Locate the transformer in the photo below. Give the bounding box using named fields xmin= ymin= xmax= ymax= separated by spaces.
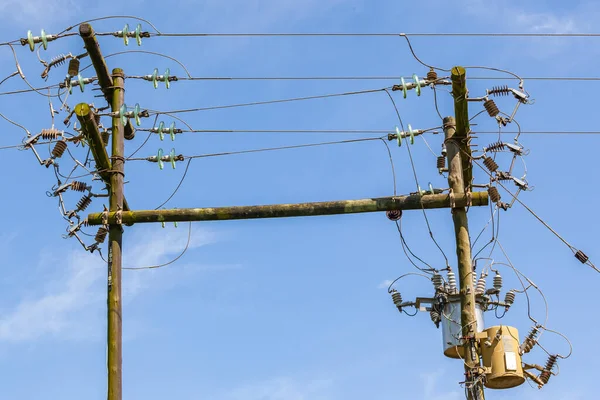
xmin=479 ymin=325 xmax=525 ymax=389
xmin=441 ymin=295 xmax=485 ymax=359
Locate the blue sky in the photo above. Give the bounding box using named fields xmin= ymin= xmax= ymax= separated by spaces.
xmin=0 ymin=1 xmax=598 ymax=399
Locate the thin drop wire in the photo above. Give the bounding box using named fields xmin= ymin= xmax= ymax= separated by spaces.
xmin=396 ymin=220 xmax=436 ymax=274
xmin=384 ymin=89 xmax=450 ymax=267
xmin=401 ymin=35 xmax=451 ymax=72
xmin=123 ymin=222 xmax=192 ymax=270
xmin=379 ymin=139 xmax=397 ymax=196
xmin=432 ymin=86 xmax=444 ymax=121
xmin=496 ymin=242 xmax=549 ymax=327
xmin=6 ymin=44 xmax=61 ymax=98
xmin=57 ymin=15 xmax=162 ymax=36
xmin=469 ymin=151 xmax=598 ymax=272
xmin=154 ymin=159 xmax=192 ymax=210
xmin=126 ymin=114 xmax=159 ymax=159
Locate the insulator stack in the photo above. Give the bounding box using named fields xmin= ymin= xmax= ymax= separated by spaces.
xmin=483 ymin=156 xmax=499 ymax=172
xmin=75 ymin=195 xmax=92 ymax=212
xmin=447 ymin=270 xmax=457 ymax=294
xmin=71 ymin=181 xmax=88 ymax=192
xmin=484 ymin=99 xmax=500 ymax=117
xmin=391 ymin=290 xmax=403 ymax=312
xmin=432 ymin=273 xmax=444 ymax=290
xmin=386 ymin=209 xmax=402 ymax=221
xmin=575 ymin=250 xmax=589 ymax=264
xmin=488 ymin=186 xmax=501 ymax=203
xmin=485 ymin=141 xmax=505 ymax=153
xmin=475 ymin=275 xmax=487 ymax=295
xmin=539 ymin=355 xmax=558 ymax=385
xmin=95 ymin=227 xmax=108 ymax=243
xmin=41 ymin=128 xmax=61 ymax=140
xmin=493 ymin=272 xmax=502 ymax=292
xmin=520 ymin=326 xmax=540 ymax=355
xmin=504 ymin=290 xmax=516 ymax=310
xmin=427 ymin=68 xmax=438 ymax=81
xmin=430 ymin=310 xmax=441 ymax=327
xmin=101 ymin=131 xmax=110 ymax=146
xmin=436 ymin=156 xmax=445 ymax=169
xmin=67 ymin=58 xmax=80 ymax=76
xmin=94 ymin=113 xmax=101 ymax=126
xmin=488 ymin=85 xmax=511 ymax=97
xmin=51 ymin=140 xmax=67 ymax=158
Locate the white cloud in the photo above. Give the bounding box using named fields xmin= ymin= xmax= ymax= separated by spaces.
xmin=378 ymin=279 xmax=393 ymax=289
xmin=224 ymin=377 xmax=334 ymax=400
xmin=0 ymin=225 xmax=220 ymax=342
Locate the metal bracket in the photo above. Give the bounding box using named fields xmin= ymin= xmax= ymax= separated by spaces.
xmin=449 ymin=188 xmax=456 ymax=209
xmin=115 ymin=206 xmax=123 ymax=225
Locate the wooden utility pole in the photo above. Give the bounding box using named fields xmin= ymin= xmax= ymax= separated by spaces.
xmin=107 ymin=68 xmax=125 ymax=400
xmin=446 ymin=66 xmax=485 ymax=400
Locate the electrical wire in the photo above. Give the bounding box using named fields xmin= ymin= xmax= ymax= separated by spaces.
xmin=153 ymin=159 xmax=192 ymax=210
xmin=147 ymin=32 xmax=600 ymax=37
xmin=56 ymin=15 xmax=162 ymax=36
xmin=122 ymin=75 xmax=600 ymax=82
xmin=383 ymin=88 xmax=450 ymax=268
xmin=123 ymin=221 xmax=192 ymax=270
xmin=81 ymin=51 xmax=192 ymax=77
xmin=468 ymin=151 xmax=599 ymax=273
xmin=400 ymin=35 xmax=451 ymax=72
xmin=127 ymin=137 xmax=383 ymax=161
xmin=149 ymin=87 xmax=387 ymax=115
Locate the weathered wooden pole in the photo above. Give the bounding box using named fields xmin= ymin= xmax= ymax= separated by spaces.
xmin=107 ymin=68 xmax=125 ymax=400
xmin=86 ymin=192 xmax=488 ymax=225
xmin=447 ymin=65 xmax=485 ymax=400
xmin=74 ymin=103 xmax=130 ymax=212
xmin=79 ymin=23 xmax=135 ymax=140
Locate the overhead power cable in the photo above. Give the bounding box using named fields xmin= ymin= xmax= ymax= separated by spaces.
xmin=146 ymin=32 xmax=600 ymax=38
xmin=127 ymin=137 xmax=383 ymax=161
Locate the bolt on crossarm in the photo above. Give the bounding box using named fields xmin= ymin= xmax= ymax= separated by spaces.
xmin=446 ymin=65 xmax=485 ymax=400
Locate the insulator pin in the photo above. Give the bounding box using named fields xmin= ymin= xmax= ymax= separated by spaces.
xmin=41 ymin=128 xmax=61 ymax=140
xmin=488 ymin=186 xmax=501 ymax=203
xmin=483 ymin=156 xmax=499 ymax=172
xmin=101 ymin=131 xmax=110 ymax=146
xmin=386 ymin=209 xmax=402 ymax=221
xmin=475 ymin=274 xmax=486 ymax=295
xmin=447 ymin=270 xmax=457 ymax=294
xmin=488 ymin=85 xmax=511 ymax=97
xmin=67 ymin=58 xmax=80 ymax=77
xmin=427 ymin=68 xmax=438 ymax=82
xmin=71 ymin=181 xmax=88 ymax=192
xmin=484 ymin=99 xmax=500 ymax=117
xmin=575 ymin=250 xmax=589 ymax=264
xmin=539 ymin=355 xmax=558 ymax=385
xmin=391 ymin=290 xmax=403 ymax=312
xmin=504 ymin=290 xmax=516 ymax=310
xmin=52 ymin=140 xmax=67 ymax=158
xmin=95 ymin=227 xmax=108 ymax=243
xmin=432 ymin=273 xmax=444 ymax=290
xmin=520 ymin=326 xmax=539 ymax=355
xmin=493 ymin=272 xmax=502 ymax=292
xmin=436 ymin=156 xmax=445 ymax=169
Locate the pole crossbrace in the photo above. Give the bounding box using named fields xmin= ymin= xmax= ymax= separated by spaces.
xmin=86 ymin=192 xmax=488 ymax=225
